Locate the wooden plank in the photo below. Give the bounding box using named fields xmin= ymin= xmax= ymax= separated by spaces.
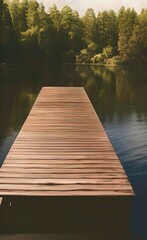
xmin=0 ymin=190 xmax=133 ymax=196
xmin=0 ymin=184 xmax=133 ymax=191
xmin=0 ymin=178 xmax=129 ymax=184
xmin=0 ymin=87 xmax=134 ymax=196
xmin=0 ymin=173 xmax=128 ymax=179
xmin=3 ymin=163 xmax=123 ymax=168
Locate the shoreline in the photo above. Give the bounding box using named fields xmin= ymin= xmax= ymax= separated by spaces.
xmin=0 ymin=61 xmax=146 ymax=68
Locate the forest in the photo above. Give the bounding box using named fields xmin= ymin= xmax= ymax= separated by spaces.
xmin=0 ymin=0 xmax=147 ymax=65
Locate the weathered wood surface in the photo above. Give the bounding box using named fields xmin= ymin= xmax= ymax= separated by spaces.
xmin=0 ymin=87 xmax=134 ymax=196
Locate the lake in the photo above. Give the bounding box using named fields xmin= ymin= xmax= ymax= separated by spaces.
xmin=0 ymin=64 xmax=147 ymax=239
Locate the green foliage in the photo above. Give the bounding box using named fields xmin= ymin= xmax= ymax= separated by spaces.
xmin=87 ymin=42 xmax=98 ymax=54
xmin=103 ymin=46 xmax=112 ymax=58
xmin=128 ymin=9 xmax=147 ymax=63
xmin=91 ymin=53 xmax=106 ymax=64
xmin=9 ymin=0 xmax=20 ymax=31
xmin=9 ymin=0 xmax=27 ymax=32
xmin=0 ymin=1 xmax=146 ymax=64
xmin=107 ymin=55 xmax=122 ymax=65
xmin=0 ymin=0 xmax=14 ymax=43
xmin=76 ymin=42 xmax=99 ymax=63
xmin=61 ymin=6 xmax=84 ymax=49
xmin=0 ymin=0 xmax=15 ymax=62
xmin=21 ymin=26 xmax=39 ymax=43
xmin=20 ymin=0 xmax=29 ymax=31
xmin=118 ymin=7 xmax=137 ymax=62
xmin=76 ymin=49 xmax=91 ymax=63
xmin=96 ymin=10 xmax=118 ymax=52
xmin=48 ymin=4 xmax=61 ymax=33
xmin=82 ymin=8 xmax=97 ymax=45
xmin=26 ymin=0 xmax=39 ymax=28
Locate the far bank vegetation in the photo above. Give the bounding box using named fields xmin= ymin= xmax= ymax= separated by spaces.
xmin=1 ymin=0 xmax=147 ymax=65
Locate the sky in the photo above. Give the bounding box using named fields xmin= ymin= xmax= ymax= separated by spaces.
xmin=37 ymin=0 xmax=147 ymax=15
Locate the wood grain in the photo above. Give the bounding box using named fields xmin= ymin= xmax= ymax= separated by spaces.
xmin=0 ymin=87 xmax=134 ymax=196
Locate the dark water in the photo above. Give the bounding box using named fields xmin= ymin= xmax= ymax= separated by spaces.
xmin=0 ymin=64 xmax=147 ymax=239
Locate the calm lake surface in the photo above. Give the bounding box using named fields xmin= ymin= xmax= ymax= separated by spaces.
xmin=0 ymin=64 xmax=147 ymax=239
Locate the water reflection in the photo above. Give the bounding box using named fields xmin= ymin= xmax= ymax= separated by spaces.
xmin=75 ymin=65 xmax=147 ymax=122
xmin=0 ymin=64 xmax=147 ymax=239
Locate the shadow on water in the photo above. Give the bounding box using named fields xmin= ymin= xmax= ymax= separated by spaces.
xmin=0 ymin=196 xmax=132 ymax=240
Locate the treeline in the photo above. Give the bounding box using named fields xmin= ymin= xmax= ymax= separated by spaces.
xmin=0 ymin=0 xmax=147 ymax=64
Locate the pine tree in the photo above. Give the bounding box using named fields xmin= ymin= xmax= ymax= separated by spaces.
xmin=128 ymin=9 xmax=147 ymax=63
xmin=20 ymin=0 xmax=28 ymax=31
xmin=96 ymin=10 xmax=118 ymax=52
xmin=82 ymin=8 xmax=97 ymax=45
xmin=60 ymin=6 xmax=84 ymax=52
xmin=26 ymin=0 xmax=39 ymax=28
xmin=118 ymin=7 xmax=137 ymax=62
xmin=0 ymin=0 xmax=15 ymax=62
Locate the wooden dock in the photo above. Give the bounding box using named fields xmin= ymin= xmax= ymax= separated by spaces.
xmin=0 ymin=87 xmax=134 ymax=196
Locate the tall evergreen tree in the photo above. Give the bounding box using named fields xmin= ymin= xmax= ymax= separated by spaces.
xmin=0 ymin=0 xmax=15 ymax=62
xmin=96 ymin=10 xmax=118 ymax=52
xmin=26 ymin=0 xmax=39 ymax=28
xmin=82 ymin=8 xmax=97 ymax=45
xmin=37 ymin=3 xmax=55 ymax=61
xmin=118 ymin=7 xmax=137 ymax=62
xmin=38 ymin=3 xmax=48 ymax=28
xmin=9 ymin=0 xmax=21 ymax=32
xmin=48 ymin=4 xmax=61 ymax=35
xmin=9 ymin=0 xmax=28 ymax=32
xmin=128 ymin=9 xmax=147 ymax=63
xmin=60 ymin=6 xmax=84 ymax=53
xmin=48 ymin=5 xmax=63 ymax=62
xmin=20 ymin=0 xmax=28 ymax=31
